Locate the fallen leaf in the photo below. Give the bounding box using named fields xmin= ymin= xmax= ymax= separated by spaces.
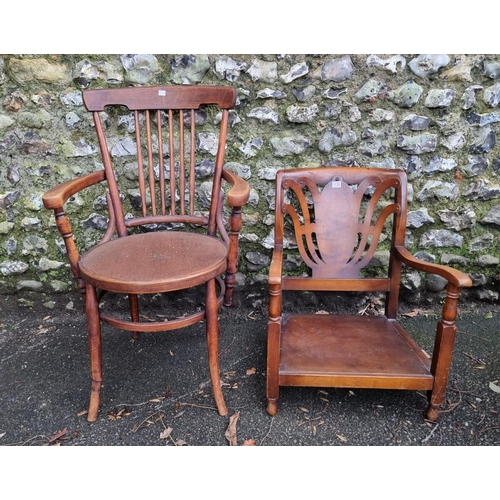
xmin=160 ymin=427 xmax=173 ymax=440
xmin=484 ymin=312 xmax=493 ymax=319
xmin=0 ymin=432 xmax=6 ymax=439
xmin=403 ymin=309 xmax=420 ymax=318
xmin=315 ymin=310 xmax=329 ymax=315
xmin=489 ymin=382 xmax=500 ymax=393
xmin=175 ymin=439 xmax=186 ymax=446
xmin=242 ymin=439 xmax=256 ymax=446
xmin=246 ymin=367 xmax=256 ymax=376
xmin=169 ymin=350 xmax=174 ymax=356
xmin=77 ymin=410 xmax=88 ymax=417
xmin=174 ymin=411 xmax=185 ymax=418
xmin=48 ymin=429 xmax=68 ymax=444
xmin=149 ymin=398 xmax=163 ymax=403
xmin=298 ymin=406 xmax=309 ymax=412
xmin=225 ymin=412 xmax=240 ymax=446
xmin=336 ymin=433 xmax=348 ymax=442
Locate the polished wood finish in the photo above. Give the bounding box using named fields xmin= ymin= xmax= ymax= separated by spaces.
xmin=43 ymin=85 xmax=249 ymax=421
xmin=266 ymin=167 xmax=472 ymax=421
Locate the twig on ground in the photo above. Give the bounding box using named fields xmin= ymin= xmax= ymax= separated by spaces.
xmin=260 ymin=416 xmax=274 ymax=446
xmin=461 ymin=351 xmax=486 ymax=365
xmin=422 ymin=423 xmax=439 ymax=444
xmin=178 ymin=402 xmax=218 ymax=411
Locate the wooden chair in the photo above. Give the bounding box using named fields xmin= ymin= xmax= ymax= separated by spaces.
xmin=266 ymin=166 xmax=472 ymax=421
xmin=42 ymin=85 xmax=249 ymax=421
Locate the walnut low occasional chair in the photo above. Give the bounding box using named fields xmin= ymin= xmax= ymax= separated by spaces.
xmin=43 ymin=85 xmax=249 ymax=421
xmin=266 ymin=166 xmax=472 ymax=421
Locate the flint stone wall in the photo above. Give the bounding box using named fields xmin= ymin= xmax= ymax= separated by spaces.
xmin=1 ymin=54 xmax=500 ymax=303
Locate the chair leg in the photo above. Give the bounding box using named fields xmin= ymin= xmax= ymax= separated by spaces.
xmin=85 ymin=284 xmax=103 ymax=422
xmin=206 ymin=278 xmax=228 ymax=416
xmin=266 ymin=323 xmax=281 ymax=416
xmin=129 ymin=294 xmax=140 ymax=340
xmin=266 ymin=290 xmax=282 ymax=415
xmin=426 ymin=321 xmax=457 ymax=421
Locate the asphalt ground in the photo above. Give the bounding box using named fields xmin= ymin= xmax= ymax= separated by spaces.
xmin=1 ymin=287 xmax=498 ymax=494
xmin=1 ymin=286 xmax=499 ymax=445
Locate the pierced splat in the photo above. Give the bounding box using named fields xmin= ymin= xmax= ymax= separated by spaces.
xmin=282 ymin=174 xmax=400 ymax=278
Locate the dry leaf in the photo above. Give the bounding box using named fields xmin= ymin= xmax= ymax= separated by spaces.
xmin=489 ymin=382 xmax=500 ymax=393
xmin=246 ymin=367 xmax=256 ymax=376
xmin=225 ymin=412 xmax=240 ymax=446
xmin=48 ymin=429 xmax=68 ymax=444
xmin=0 ymin=432 xmax=6 ymax=439
xmin=77 ymin=410 xmax=88 ymax=417
xmin=175 ymin=439 xmax=187 ymax=446
xmin=298 ymin=406 xmax=309 ymax=412
xmin=242 ymin=439 xmax=256 ymax=446
xmin=160 ymin=427 xmax=173 ymax=440
xmin=336 ymin=433 xmax=348 ymax=442
xmin=315 ymin=310 xmax=329 ymax=315
xmin=403 ymin=309 xmax=420 ymax=318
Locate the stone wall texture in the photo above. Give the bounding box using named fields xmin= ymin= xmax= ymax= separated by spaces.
xmin=1 ymin=54 xmax=500 ymax=302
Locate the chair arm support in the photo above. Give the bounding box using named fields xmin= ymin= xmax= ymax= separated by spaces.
xmin=395 ymin=246 xmax=472 ymax=288
xmin=42 ymin=170 xmax=106 ymax=210
xmin=222 ymin=169 xmax=250 ymax=207
xmin=269 ymin=246 xmax=284 ymax=287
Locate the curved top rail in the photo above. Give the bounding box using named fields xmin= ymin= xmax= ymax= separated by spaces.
xmin=83 ymin=85 xmax=237 ymax=112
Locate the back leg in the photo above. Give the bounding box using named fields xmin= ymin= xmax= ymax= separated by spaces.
xmin=85 ymin=284 xmax=103 ymax=422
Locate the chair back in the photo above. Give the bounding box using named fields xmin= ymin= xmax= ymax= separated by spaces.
xmin=82 ymin=85 xmax=236 ymax=239
xmin=274 ymin=167 xmax=408 ymax=307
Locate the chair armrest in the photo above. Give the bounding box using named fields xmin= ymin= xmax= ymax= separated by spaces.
xmin=394 ymin=246 xmax=472 ymax=288
xmin=222 ymin=169 xmax=250 ymax=207
xmin=269 ymin=245 xmax=284 ymax=287
xmin=42 ymin=170 xmax=106 ymax=210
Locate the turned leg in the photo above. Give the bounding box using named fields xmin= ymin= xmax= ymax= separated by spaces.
xmin=85 ymin=284 xmax=103 ymax=422
xmin=266 ymin=285 xmax=282 ymax=416
xmin=206 ymin=278 xmax=228 ymax=416
xmin=426 ymin=284 xmax=460 ymax=421
xmin=129 ymin=294 xmax=140 ymax=340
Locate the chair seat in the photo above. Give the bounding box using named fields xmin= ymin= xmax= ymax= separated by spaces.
xmin=278 ymin=314 xmax=433 ymax=390
xmin=79 ymin=231 xmax=228 ymax=294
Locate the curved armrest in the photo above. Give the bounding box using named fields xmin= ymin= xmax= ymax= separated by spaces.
xmin=222 ymin=169 xmax=250 ymax=207
xmin=42 ymin=170 xmax=106 ymax=210
xmin=395 ymin=246 xmax=472 ymax=288
xmin=269 ymin=245 xmax=284 ymax=287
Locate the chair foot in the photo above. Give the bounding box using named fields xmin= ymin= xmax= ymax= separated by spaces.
xmin=87 ymin=380 xmax=102 ymax=422
xmin=216 ymin=398 xmax=228 ymax=417
xmin=426 ymin=403 xmax=440 ymax=422
xmin=267 ymin=398 xmax=278 ymax=416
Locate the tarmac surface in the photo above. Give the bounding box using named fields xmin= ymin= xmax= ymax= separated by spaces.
xmin=1 ymin=287 xmax=499 ymax=447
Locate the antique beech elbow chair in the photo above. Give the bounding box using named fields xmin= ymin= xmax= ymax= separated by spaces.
xmin=42 ymin=85 xmax=249 ymax=421
xmin=266 ymin=166 xmax=472 ymax=421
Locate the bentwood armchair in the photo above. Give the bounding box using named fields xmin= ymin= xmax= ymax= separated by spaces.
xmin=43 ymin=85 xmax=249 ymax=421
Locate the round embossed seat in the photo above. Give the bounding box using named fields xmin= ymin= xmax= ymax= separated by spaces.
xmin=79 ymin=231 xmax=228 ymax=294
